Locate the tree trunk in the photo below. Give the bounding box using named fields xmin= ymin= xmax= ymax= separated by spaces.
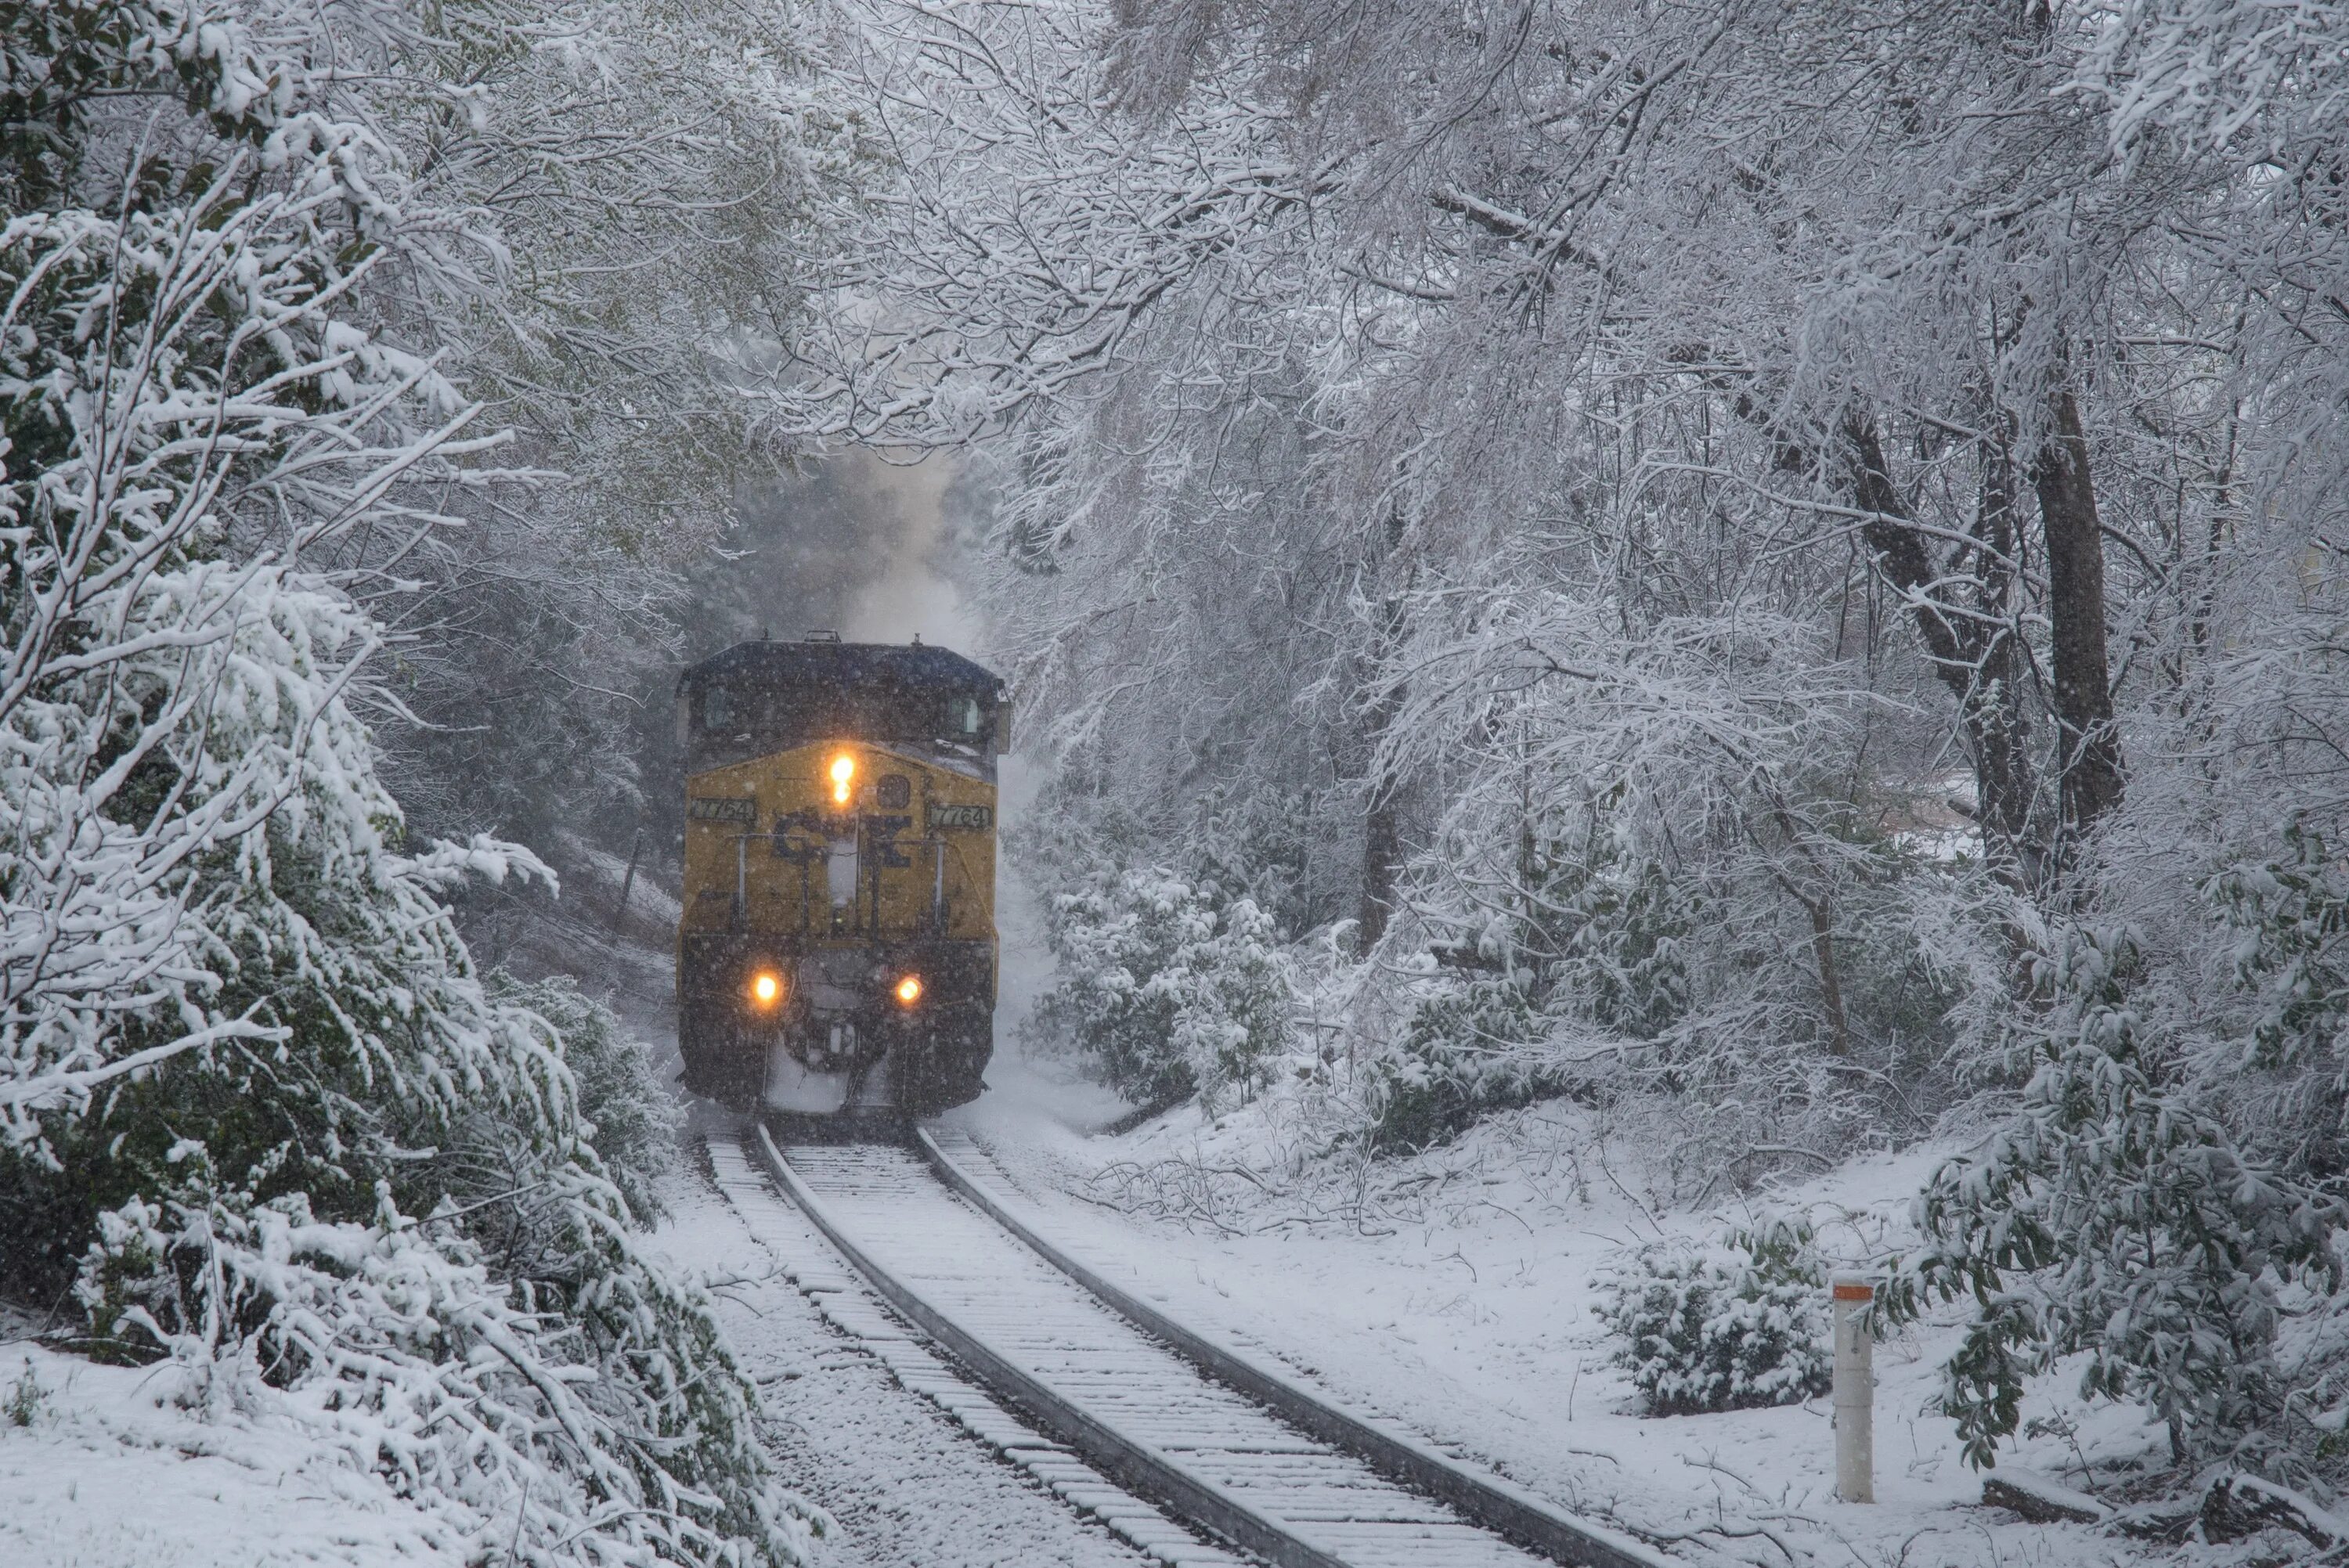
xmin=1359 ymin=777 xmax=1402 ymax=949
xmin=1766 ymin=801 xmax=1853 ymax=1056
xmin=2030 ymin=383 xmax=2125 ymax=834
xmin=1356 ymin=500 xmax=1412 ymax=950
xmin=1967 ymin=427 xmax=2040 ymax=873
xmin=1804 ymin=893 xmax=1852 ymax=1057
xmin=1845 ymin=417 xmax=2038 ymax=868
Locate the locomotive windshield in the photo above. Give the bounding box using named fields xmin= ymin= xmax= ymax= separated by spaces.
xmin=680 ymin=637 xmax=1006 ymax=772
xmin=694 ymin=678 xmax=995 ymax=744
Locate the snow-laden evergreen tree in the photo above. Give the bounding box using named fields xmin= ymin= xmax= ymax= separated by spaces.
xmin=0 ymin=4 xmax=812 ymax=1561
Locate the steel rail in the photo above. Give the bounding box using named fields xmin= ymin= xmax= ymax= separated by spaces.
xmin=750 ymin=1123 xmax=1351 ymax=1568
xmin=915 ymin=1126 xmax=1669 ymax=1568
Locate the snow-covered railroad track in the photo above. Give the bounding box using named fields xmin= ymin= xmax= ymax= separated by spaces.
xmin=745 ymin=1122 xmax=1669 ymax=1568
xmin=709 ymin=1134 xmax=1233 ymax=1568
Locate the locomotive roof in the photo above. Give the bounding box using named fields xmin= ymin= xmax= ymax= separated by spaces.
xmin=680 ymin=637 xmax=1002 ymax=692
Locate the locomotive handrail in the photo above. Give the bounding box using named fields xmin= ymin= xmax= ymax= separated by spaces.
xmin=915 ymin=1126 xmax=1672 ymax=1568
xmin=751 ymin=1123 xmax=1351 ymax=1568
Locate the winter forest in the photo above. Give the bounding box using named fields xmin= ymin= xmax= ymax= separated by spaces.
xmin=5 ymin=0 xmax=2349 ymax=1564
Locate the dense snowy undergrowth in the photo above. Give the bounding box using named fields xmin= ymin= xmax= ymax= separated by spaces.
xmin=952 ymin=1073 xmax=2343 ymax=1568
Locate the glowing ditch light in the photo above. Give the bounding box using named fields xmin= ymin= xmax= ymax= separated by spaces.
xmin=828 ymin=752 xmax=856 ymax=806
xmin=749 ymin=970 xmax=783 ymax=1007
xmin=894 ymin=974 xmax=923 ymax=1007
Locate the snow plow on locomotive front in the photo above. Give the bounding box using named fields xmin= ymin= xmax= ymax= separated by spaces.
xmin=674 ymin=633 xmax=1008 ymax=1116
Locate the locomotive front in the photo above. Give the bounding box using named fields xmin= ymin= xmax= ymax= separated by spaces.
xmin=673 ymin=634 xmax=1006 ymax=1115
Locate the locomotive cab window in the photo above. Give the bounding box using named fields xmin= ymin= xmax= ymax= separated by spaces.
xmin=703 ymin=685 xmax=737 ymax=730
xmin=945 ymin=694 xmax=983 ymax=739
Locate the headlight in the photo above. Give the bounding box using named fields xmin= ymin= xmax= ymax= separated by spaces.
xmin=893 ymin=974 xmax=923 ymax=1006
xmin=829 ymin=752 xmax=856 ymax=806
xmin=749 ymin=969 xmax=784 ymax=1007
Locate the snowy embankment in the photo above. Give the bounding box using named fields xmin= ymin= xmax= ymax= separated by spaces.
xmin=945 ymin=1082 xmax=2190 ymax=1568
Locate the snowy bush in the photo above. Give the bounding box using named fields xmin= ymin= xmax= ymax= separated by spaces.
xmin=1190 ymin=784 xmax=1351 ymax=942
xmin=4 ymin=1360 xmax=41 ymax=1427
xmin=1891 ymin=921 xmax=2342 ymax=1471
xmin=1373 ymin=969 xmax=1571 ymax=1152
xmin=489 ymin=972 xmax=684 ymax=1224
xmin=1549 ymin=833 xmax=1695 ymax=1045
xmin=1373 ymin=824 xmax=1693 ymax=1150
xmin=1595 ymin=1219 xmax=1834 ymax=1416
xmin=77 ymin=1161 xmax=799 ymax=1566
xmin=1030 ymin=868 xmax=1294 ymax=1109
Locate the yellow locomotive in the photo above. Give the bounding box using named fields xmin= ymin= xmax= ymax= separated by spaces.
xmin=674 ymin=633 xmax=1006 ymax=1115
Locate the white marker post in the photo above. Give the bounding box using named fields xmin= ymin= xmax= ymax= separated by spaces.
xmin=1831 ymin=1277 xmax=1875 ymax=1503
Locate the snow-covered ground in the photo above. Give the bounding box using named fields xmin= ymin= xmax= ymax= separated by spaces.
xmin=0 ymin=878 xmax=2286 ymax=1568
xmin=0 ymin=1342 xmax=468 ymax=1567
xmin=939 ymin=1079 xmax=2188 ymax=1568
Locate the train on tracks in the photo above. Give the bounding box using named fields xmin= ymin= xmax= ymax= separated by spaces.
xmin=674 ymin=632 xmax=1007 ymax=1116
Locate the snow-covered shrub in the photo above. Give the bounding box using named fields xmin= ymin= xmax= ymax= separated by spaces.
xmin=2212 ymin=817 xmax=2349 ymax=1133
xmin=4 ymin=1359 xmax=40 ymax=1427
xmin=1029 ymin=868 xmax=1294 ymax=1108
xmin=1549 ymin=833 xmax=1694 ymax=1044
xmin=1373 ymin=825 xmax=1693 ymax=1150
xmin=489 ymin=972 xmax=683 ymax=1223
xmin=76 ymin=1162 xmax=801 ymax=1566
xmin=1190 ymin=784 xmax=1350 ymax=941
xmin=1372 ymin=968 xmax=1570 ymax=1152
xmin=1595 ymin=1218 xmax=1833 ymax=1416
xmin=1890 ymin=922 xmax=2340 ymax=1470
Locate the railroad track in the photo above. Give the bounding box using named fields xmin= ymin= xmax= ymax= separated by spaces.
xmin=713 ymin=1119 xmax=1670 ymax=1568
